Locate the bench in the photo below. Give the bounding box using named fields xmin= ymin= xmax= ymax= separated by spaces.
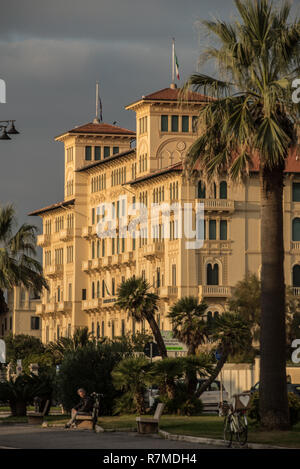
xmin=136 ymin=403 xmax=164 ymax=434
xmin=27 ymin=399 xmax=50 ymax=425
xmin=74 ymin=393 xmax=100 ymax=430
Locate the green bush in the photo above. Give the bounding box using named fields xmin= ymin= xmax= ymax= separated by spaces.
xmin=153 ymin=382 xmax=203 ymax=416
xmin=57 ymin=341 xmax=131 ymax=415
xmin=248 ymin=391 xmax=300 ymax=426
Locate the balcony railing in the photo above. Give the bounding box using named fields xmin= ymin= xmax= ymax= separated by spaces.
xmin=82 ymin=298 xmax=102 ymax=311
xmin=158 ymin=286 xmax=178 ymax=299
xmin=82 ymin=260 xmax=92 ymax=272
xmin=45 ymin=302 xmax=57 ymax=313
xmin=44 ymin=264 xmax=63 ymax=278
xmin=293 ymin=287 xmax=300 ymax=296
xmin=57 ymin=301 xmax=72 ymax=312
xmin=82 ymin=226 xmax=93 ymax=238
xmin=36 ymin=304 xmax=45 ymax=315
xmin=199 ymin=285 xmax=231 ymax=298
xmin=197 ymin=199 xmax=235 ymax=212
xmin=91 ymin=258 xmax=102 ymax=271
xmin=291 ymin=242 xmax=300 ymax=251
xmin=37 ymin=234 xmax=51 ymax=247
xmin=143 ymin=242 xmax=164 ymax=259
xmin=59 ymin=228 xmax=73 ymax=242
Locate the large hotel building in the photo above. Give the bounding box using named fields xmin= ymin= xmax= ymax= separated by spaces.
xmin=29 ymin=84 xmax=300 ymax=344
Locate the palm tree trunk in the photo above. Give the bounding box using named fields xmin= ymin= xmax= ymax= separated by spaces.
xmin=0 ymin=289 xmax=8 ymax=315
xmin=259 ymin=164 xmax=290 ymax=430
xmin=195 ymin=352 xmax=228 ymax=397
xmin=145 ymin=313 xmax=168 ymax=358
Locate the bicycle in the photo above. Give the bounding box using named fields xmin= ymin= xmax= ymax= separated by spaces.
xmin=219 ymin=396 xmax=249 ymax=448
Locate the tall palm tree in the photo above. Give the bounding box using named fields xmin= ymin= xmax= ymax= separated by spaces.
xmin=196 ymin=313 xmax=252 ymax=397
xmin=0 ymin=205 xmax=48 ymax=312
xmin=184 ymin=0 xmax=300 ymax=429
xmin=116 ymin=277 xmax=168 ymax=358
xmin=168 ymin=296 xmax=209 ymax=355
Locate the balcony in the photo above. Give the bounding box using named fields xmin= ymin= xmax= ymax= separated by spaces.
xmin=45 ymin=302 xmax=57 ymax=313
xmin=111 ymin=254 xmax=122 ymax=268
xmin=197 ymin=199 xmax=235 ymax=213
xmin=199 ymin=285 xmax=231 ymax=298
xmin=57 ymin=301 xmax=72 ymax=312
xmin=91 ymin=258 xmax=102 ymax=271
xmin=291 ymin=242 xmax=300 ymax=251
xmin=293 ymin=287 xmax=300 ymax=296
xmin=102 ymin=296 xmax=117 ymax=308
xmin=37 ymin=234 xmax=51 ymax=247
xmin=82 ymin=298 xmax=102 ymax=311
xmin=143 ymin=242 xmax=165 ymax=260
xmin=59 ymin=228 xmax=73 ymax=242
xmin=122 ymin=251 xmax=135 ymax=266
xmin=44 ymin=264 xmax=63 ymax=278
xmin=158 ymin=286 xmax=178 ymax=300
xmin=82 ymin=226 xmax=93 ymax=239
xmin=102 ymin=256 xmax=112 ymax=270
xmin=36 ymin=304 xmax=45 ymax=315
xmin=82 ymin=260 xmax=92 ymax=272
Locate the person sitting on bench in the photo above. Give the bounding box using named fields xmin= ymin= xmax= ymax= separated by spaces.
xmin=65 ymin=388 xmax=94 ymax=428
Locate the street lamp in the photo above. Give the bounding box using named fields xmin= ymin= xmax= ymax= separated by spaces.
xmin=0 ymin=120 xmax=20 ymax=140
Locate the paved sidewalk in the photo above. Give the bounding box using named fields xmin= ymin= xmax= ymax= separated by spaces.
xmin=0 ymin=425 xmax=225 ymax=449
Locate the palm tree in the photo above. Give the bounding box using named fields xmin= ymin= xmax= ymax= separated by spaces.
xmin=0 ymin=205 xmax=48 ymax=313
xmin=184 ymin=0 xmax=300 ymax=429
xmin=150 ymin=357 xmax=184 ymax=399
xmin=116 ymin=277 xmax=168 ymax=358
xmin=168 ymin=296 xmax=209 ymax=355
xmin=196 ymin=313 xmax=252 ymax=397
xmin=112 ymin=356 xmax=151 ymax=414
xmin=45 ymin=326 xmax=93 ymax=363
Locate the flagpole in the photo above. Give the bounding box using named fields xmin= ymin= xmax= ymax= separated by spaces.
xmin=172 ymin=38 xmax=175 ymax=84
xmin=94 ymin=82 xmax=100 ymax=123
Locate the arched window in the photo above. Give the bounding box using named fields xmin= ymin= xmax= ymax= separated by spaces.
xmin=213 ymin=182 xmax=217 ymax=199
xmin=292 ymin=218 xmax=300 ymax=241
xmin=92 ymin=282 xmax=95 ymax=299
xmin=97 ymin=322 xmax=100 ymax=339
xmin=97 ymin=281 xmax=100 ymax=298
xmin=207 ymin=263 xmax=219 ymax=285
xmin=207 ymin=311 xmax=213 ymax=327
xmin=220 ymin=181 xmax=227 ymax=199
xmin=198 ymin=181 xmax=206 ymax=199
xmin=293 ymin=265 xmax=300 ymax=287
xmin=214 ymin=311 xmax=220 ymax=320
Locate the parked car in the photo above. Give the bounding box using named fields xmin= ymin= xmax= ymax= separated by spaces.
xmin=249 ymin=382 xmax=300 ymax=398
xmin=196 ymin=379 xmax=229 ymax=412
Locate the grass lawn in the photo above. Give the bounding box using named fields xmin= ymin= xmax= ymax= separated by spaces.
xmin=98 ymin=414 xmax=300 ymax=448
xmin=1 ymin=412 xmax=299 ymax=448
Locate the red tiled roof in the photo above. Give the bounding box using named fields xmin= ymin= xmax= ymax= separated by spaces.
xmin=142 ymin=87 xmax=209 ymax=102
xmin=28 ymin=199 xmax=75 ymax=216
xmin=57 ymin=122 xmax=135 ymax=137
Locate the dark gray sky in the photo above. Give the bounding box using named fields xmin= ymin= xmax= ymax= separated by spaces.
xmin=0 ymin=0 xmax=299 ymax=233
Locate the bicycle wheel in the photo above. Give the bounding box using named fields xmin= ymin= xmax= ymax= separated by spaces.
xmin=236 ymin=413 xmax=248 ymax=446
xmin=223 ymin=415 xmax=233 ymax=448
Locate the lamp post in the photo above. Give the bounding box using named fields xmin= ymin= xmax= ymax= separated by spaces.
xmin=0 ymin=120 xmax=20 ymax=140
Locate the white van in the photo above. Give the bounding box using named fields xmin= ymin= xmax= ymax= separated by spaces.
xmin=197 ymin=379 xmax=229 ymax=412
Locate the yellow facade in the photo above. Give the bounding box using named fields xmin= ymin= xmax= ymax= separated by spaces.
xmin=29 ymin=84 xmax=300 ymax=344
xmin=0 ymin=287 xmax=41 ymax=338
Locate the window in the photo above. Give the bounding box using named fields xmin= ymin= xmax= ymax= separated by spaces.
xmin=293 ymin=218 xmax=300 ymax=241
xmin=121 ymin=319 xmax=125 ymax=337
xmin=101 ymin=321 xmax=105 ymax=337
xmin=82 ymin=289 xmax=87 ymax=300
xmin=198 ymin=181 xmax=206 ymax=199
xmin=92 ymin=208 xmax=95 ymax=225
xmin=113 ymin=146 xmax=119 ymax=155
xmin=31 ymin=316 xmax=40 ymax=330
xmin=209 ymin=220 xmax=217 ymax=240
xmin=68 ymin=283 xmax=72 ymax=301
xmin=85 ymin=146 xmax=92 ymax=161
xmin=172 ymin=264 xmax=177 ymax=286
xmin=207 ymin=263 xmax=219 ymax=285
xmin=161 ymin=115 xmax=168 ymax=132
xmin=111 ymin=320 xmax=115 ymax=339
xmin=293 ymin=265 xmax=300 ymax=286
xmin=104 ymin=146 xmax=110 ymax=158
xmin=220 ymin=181 xmax=227 ymax=199
xmin=220 ymin=220 xmax=227 ymax=240
xmin=97 ymin=322 xmax=100 ymax=339
xmin=95 ymin=146 xmax=101 ymax=161
xmin=182 ymin=115 xmax=189 ymax=132
xmin=293 ymin=183 xmax=300 ymax=202
xmin=67 ymin=324 xmax=71 ymax=338
xmin=112 ymin=278 xmax=115 ymax=296
xmin=171 ymin=115 xmax=178 ymax=132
